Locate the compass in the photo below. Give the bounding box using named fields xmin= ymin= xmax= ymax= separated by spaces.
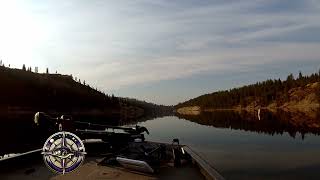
xmin=42 ymin=131 xmax=86 ymax=174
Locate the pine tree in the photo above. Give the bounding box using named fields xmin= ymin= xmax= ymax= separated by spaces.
xmin=298 ymin=71 xmax=303 ymax=80
xmin=298 ymin=71 xmax=304 ymax=86
xmin=286 ymin=73 xmax=294 ymax=89
xmin=46 ymin=68 xmax=49 ymax=74
xmin=22 ymin=64 xmax=26 ymax=71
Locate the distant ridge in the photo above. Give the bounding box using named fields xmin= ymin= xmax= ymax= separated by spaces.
xmin=176 ymin=70 xmax=320 ymax=114
xmin=0 ymin=65 xmax=171 ymax=121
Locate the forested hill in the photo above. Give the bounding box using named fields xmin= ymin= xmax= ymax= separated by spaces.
xmin=176 ymin=70 xmax=320 ymax=111
xmin=0 ymin=65 xmax=171 ymax=120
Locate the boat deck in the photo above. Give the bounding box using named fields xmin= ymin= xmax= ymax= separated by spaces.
xmin=53 ymin=157 xmax=204 ymax=180
xmin=0 ymin=141 xmax=224 ymax=180
xmin=0 ymin=155 xmax=204 ymax=180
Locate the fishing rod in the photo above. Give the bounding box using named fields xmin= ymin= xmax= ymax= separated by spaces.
xmin=33 ymin=112 xmax=149 ymax=143
xmin=34 ymin=112 xmax=148 ymax=132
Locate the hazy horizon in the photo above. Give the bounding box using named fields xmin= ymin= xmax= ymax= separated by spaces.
xmin=1 ymin=0 xmax=320 ymax=105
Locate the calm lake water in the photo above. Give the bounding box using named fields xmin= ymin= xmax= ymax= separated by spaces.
xmin=136 ymin=112 xmax=320 ymax=180
xmin=1 ymin=110 xmax=320 ymax=180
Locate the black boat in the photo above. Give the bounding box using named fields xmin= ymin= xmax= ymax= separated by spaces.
xmin=0 ymin=112 xmax=224 ymax=180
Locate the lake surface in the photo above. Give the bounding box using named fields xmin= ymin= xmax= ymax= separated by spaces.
xmin=135 ymin=112 xmax=320 ymax=180
xmin=2 ymin=110 xmax=320 ymax=180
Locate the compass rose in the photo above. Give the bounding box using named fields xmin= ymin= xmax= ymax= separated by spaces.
xmin=42 ymin=131 xmax=86 ymax=174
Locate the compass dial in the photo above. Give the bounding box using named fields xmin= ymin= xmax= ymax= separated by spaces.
xmin=42 ymin=131 xmax=86 ymax=174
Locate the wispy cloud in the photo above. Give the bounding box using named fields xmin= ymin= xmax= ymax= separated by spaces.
xmin=92 ymin=42 xmax=320 ymax=88
xmin=1 ymin=0 xmax=320 ymax=102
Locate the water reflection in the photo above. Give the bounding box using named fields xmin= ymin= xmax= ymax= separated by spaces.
xmin=176 ymin=110 xmax=320 ymax=139
xmin=1 ymin=110 xmax=320 ymax=179
xmin=137 ymin=116 xmax=320 ymax=180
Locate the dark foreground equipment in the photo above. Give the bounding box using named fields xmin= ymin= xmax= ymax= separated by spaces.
xmin=34 ymin=112 xmax=149 ymax=145
xmin=0 ymin=112 xmax=225 ymax=180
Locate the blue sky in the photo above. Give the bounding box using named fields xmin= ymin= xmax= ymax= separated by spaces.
xmin=0 ymin=0 xmax=319 ymax=105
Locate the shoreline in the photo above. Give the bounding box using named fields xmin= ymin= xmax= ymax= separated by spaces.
xmin=176 ymin=82 xmax=320 ymax=115
xmin=176 ymin=103 xmax=320 ymax=116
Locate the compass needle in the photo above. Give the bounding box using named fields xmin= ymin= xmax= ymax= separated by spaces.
xmin=62 ymin=159 xmax=65 ymax=174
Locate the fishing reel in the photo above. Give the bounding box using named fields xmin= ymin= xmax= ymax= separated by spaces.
xmin=34 ymin=112 xmax=73 ymax=132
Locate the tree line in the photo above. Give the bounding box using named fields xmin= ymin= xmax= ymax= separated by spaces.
xmin=0 ymin=65 xmax=170 ymax=119
xmin=120 ymin=97 xmax=173 ymax=117
xmin=176 ymin=70 xmax=320 ymax=109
